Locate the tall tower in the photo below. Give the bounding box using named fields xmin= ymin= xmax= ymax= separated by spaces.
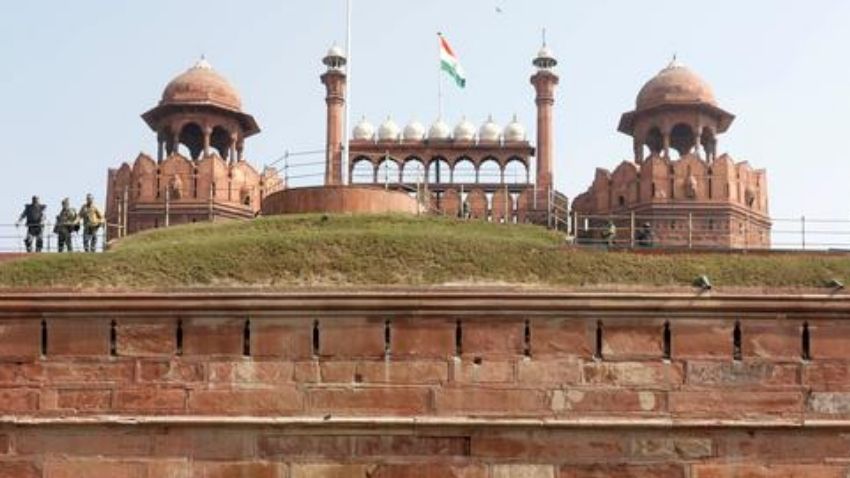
xmin=530 ymin=43 xmax=559 ymax=191
xmin=321 ymin=45 xmax=347 ymax=186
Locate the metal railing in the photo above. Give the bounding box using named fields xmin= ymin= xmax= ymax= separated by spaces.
xmin=570 ymin=212 xmax=850 ymax=251
xmin=0 ymin=223 xmax=109 ymax=253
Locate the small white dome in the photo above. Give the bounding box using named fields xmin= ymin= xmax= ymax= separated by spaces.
xmin=352 ymin=116 xmax=375 ymax=141
xmin=503 ymin=114 xmax=526 ymax=142
xmin=478 ymin=115 xmax=502 ymax=142
xmin=403 ymin=120 xmax=426 ymax=141
xmin=428 ymin=119 xmax=451 ymax=140
xmin=378 ymin=116 xmax=400 ymax=142
xmin=327 ymin=44 xmax=345 ymax=58
xmin=454 ymin=117 xmax=476 ymax=142
xmin=537 ymin=45 xmax=555 ymax=60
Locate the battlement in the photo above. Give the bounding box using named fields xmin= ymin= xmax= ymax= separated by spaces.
xmin=0 ymin=289 xmax=849 ymax=476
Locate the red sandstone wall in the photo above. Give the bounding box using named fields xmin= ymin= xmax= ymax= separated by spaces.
xmin=0 ymin=291 xmax=848 ymax=476
xmin=261 ymin=185 xmax=419 ymax=216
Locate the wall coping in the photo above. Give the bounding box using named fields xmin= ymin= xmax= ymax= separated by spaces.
xmin=0 ymin=288 xmax=848 ymax=318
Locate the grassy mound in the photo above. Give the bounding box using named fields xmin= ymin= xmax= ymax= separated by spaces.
xmin=0 ymin=214 xmax=848 ymax=289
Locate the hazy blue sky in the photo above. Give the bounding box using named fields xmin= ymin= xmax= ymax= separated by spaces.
xmin=1 ymin=1 xmax=849 ymax=248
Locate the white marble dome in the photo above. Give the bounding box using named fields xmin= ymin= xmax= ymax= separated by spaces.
xmin=503 ymin=115 xmax=526 ymax=142
xmin=377 ymin=116 xmax=400 ymax=142
xmin=453 ymin=117 xmax=476 ymax=142
xmin=403 ymin=120 xmax=426 ymax=141
xmin=352 ymin=116 xmax=375 ymax=141
xmin=428 ymin=119 xmax=451 ymax=140
xmin=478 ymin=115 xmax=502 ymax=143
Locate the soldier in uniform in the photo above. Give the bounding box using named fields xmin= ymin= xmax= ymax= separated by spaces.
xmin=636 ymin=222 xmax=654 ymax=247
xmin=78 ymin=193 xmax=104 ymax=252
xmin=16 ymin=196 xmax=46 ymax=252
xmin=602 ymin=220 xmax=617 ymax=247
xmin=54 ymin=198 xmax=79 ymax=253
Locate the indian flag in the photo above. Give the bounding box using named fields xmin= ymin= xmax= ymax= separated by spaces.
xmin=439 ymin=33 xmax=466 ymax=88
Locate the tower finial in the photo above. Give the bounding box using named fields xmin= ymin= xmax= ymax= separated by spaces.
xmin=542 ymin=27 xmax=547 ymax=47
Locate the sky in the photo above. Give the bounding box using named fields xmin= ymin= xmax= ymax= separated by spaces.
xmin=1 ymin=1 xmax=849 ymax=249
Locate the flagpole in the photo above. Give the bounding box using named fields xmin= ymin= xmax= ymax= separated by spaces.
xmin=437 ymin=32 xmax=443 ymax=120
xmin=342 ymin=0 xmax=353 ymax=185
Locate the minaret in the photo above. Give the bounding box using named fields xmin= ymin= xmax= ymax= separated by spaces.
xmin=530 ymin=41 xmax=559 ymax=192
xmin=320 ymin=45 xmax=347 ymax=186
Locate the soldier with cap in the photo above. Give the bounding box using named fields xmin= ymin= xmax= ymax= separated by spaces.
xmin=16 ymin=196 xmax=47 ymax=252
xmin=78 ymin=193 xmax=104 ymax=252
xmin=54 ymin=198 xmax=79 ymax=253
xmin=602 ymin=219 xmax=617 ymax=247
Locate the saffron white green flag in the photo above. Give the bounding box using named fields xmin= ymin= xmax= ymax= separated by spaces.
xmin=439 ymin=34 xmax=466 ymax=88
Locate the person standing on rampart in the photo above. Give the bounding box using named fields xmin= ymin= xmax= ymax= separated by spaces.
xmin=16 ymin=196 xmax=46 ymax=252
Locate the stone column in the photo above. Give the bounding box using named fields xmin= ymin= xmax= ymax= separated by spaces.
xmin=530 ymin=70 xmax=559 ymax=191
xmin=321 ymin=69 xmax=347 ymax=186
xmin=633 ymin=137 xmax=645 ymax=163
xmin=202 ymin=126 xmax=212 ymax=159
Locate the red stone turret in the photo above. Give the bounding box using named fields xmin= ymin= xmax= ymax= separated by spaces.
xmin=530 ymin=44 xmax=559 ymax=191
xmin=320 ymin=45 xmax=347 ymax=186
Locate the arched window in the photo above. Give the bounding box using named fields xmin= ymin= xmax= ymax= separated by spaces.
xmin=503 ymin=158 xmax=528 ymax=184
xmin=350 ymin=157 xmax=375 ymax=184
xmin=401 ymin=157 xmax=426 ymax=183
xmin=645 ymin=127 xmax=663 ymax=155
xmin=210 ymin=126 xmax=233 ymax=160
xmin=670 ymin=123 xmax=696 ymax=158
xmin=428 ymin=157 xmax=451 ymax=184
xmin=452 ymin=157 xmax=476 ymax=184
xmin=178 ymin=123 xmax=204 ymax=160
xmin=478 ymin=158 xmax=502 ymax=184
xmin=376 ymin=158 xmax=400 ymax=184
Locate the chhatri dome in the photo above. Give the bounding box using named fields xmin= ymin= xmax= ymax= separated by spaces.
xmin=160 ymin=57 xmax=243 ymax=112
xmin=454 ymin=117 xmax=476 ymax=141
xmin=378 ymin=116 xmax=400 ymax=142
xmin=503 ymin=114 xmax=526 ymax=142
xmin=635 ymin=58 xmax=717 ymax=111
xmin=352 ymin=116 xmax=375 ymax=141
xmin=478 ymin=115 xmax=502 ymax=143
xmin=403 ymin=120 xmax=426 ymax=141
xmin=428 ymin=118 xmax=451 ymax=140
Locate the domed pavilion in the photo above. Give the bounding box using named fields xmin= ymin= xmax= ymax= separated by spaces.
xmin=572 ymin=58 xmax=771 ymax=249
xmin=105 ymin=58 xmax=280 ymax=239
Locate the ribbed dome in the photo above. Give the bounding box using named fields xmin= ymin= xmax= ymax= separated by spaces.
xmin=403 ymin=120 xmax=426 ymax=141
xmin=503 ymin=114 xmax=526 ymax=142
xmin=636 ymin=59 xmax=717 ymax=111
xmin=428 ymin=119 xmax=451 ymax=140
xmin=161 ymin=57 xmax=242 ymax=111
xmin=454 ymin=117 xmax=476 ymax=142
xmin=478 ymin=115 xmax=502 ymax=143
xmin=352 ymin=116 xmax=375 ymax=141
xmin=377 ymin=117 xmax=400 ymax=142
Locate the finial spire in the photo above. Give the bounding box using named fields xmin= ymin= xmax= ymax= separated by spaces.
xmin=542 ymin=28 xmax=547 ymax=47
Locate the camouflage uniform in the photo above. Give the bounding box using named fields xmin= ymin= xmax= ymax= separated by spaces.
xmin=17 ymin=197 xmax=46 ymax=253
xmin=78 ymin=194 xmax=104 ymax=253
xmin=602 ymin=221 xmax=617 ymax=247
xmin=54 ymin=198 xmax=78 ymax=253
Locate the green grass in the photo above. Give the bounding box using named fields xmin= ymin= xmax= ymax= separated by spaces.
xmin=0 ymin=213 xmax=847 ymax=290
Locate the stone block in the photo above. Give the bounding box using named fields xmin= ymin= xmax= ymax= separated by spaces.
xmin=0 ymin=320 xmax=40 ymax=360
xmin=307 ymin=387 xmax=429 ymax=415
xmin=188 ymin=387 xmax=302 ymax=415
xmin=319 ymin=317 xmax=385 ymax=359
xmin=47 ymin=318 xmax=110 ymax=356
xmin=251 ymin=318 xmax=313 ymax=359
xmin=530 ymin=318 xmax=593 ymax=358
xmin=182 ymin=318 xmax=244 ymax=356
xmin=434 ymin=387 xmax=549 ymax=415
xmin=116 ymin=318 xmax=176 ymax=357
xmin=462 ymin=319 xmax=525 ymax=357
xmin=391 ymin=317 xmax=456 ymax=358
